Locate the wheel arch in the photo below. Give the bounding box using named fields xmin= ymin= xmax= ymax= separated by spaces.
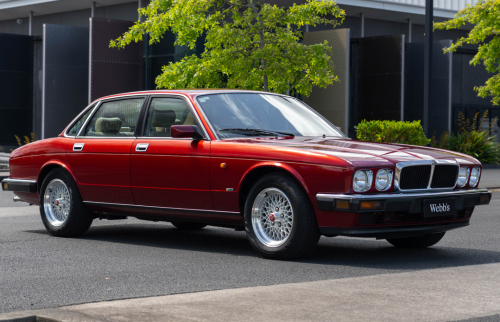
xmin=237 ymin=163 xmax=310 ymax=214
xmin=38 ymin=161 xmax=79 ymax=193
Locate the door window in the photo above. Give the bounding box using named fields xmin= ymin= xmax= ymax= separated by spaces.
xmin=84 ymin=98 xmax=145 ymax=137
xmin=67 ymin=103 xmax=96 ymax=136
xmin=143 ymin=97 xmax=198 ymax=137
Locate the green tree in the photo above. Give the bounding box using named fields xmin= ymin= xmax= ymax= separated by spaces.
xmin=110 ymin=0 xmax=345 ymax=95
xmin=434 ymin=0 xmax=500 ymax=105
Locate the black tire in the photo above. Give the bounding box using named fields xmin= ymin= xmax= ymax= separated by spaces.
xmin=386 ymin=232 xmax=446 ymax=248
xmin=244 ymin=173 xmax=320 ymax=260
xmin=171 ymin=222 xmax=207 ymax=230
xmin=39 ymin=168 xmax=93 ymax=237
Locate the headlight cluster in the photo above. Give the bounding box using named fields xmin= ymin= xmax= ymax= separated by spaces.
xmin=457 ymin=166 xmax=481 ymax=188
xmin=353 ymin=169 xmax=393 ymax=192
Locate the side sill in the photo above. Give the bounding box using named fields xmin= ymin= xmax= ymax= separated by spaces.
xmin=83 ymin=201 xmax=241 ymax=216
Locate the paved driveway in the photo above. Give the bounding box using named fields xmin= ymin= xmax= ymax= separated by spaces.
xmin=0 ymin=190 xmax=499 ymax=319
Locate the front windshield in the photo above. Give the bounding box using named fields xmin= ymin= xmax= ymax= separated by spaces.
xmin=195 ymin=93 xmax=344 ymax=139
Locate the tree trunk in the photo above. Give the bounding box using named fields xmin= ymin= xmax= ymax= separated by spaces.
xmin=262 ymin=64 xmax=268 ymax=91
xmin=250 ymin=0 xmax=268 ymax=92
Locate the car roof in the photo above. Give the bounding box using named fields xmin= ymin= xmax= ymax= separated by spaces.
xmin=96 ymin=89 xmax=272 ymax=103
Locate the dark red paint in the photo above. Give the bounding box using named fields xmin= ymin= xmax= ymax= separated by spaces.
xmin=8 ymin=90 xmax=482 ymax=230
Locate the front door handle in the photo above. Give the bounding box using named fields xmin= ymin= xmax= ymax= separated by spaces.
xmin=136 ymin=143 xmax=149 ymax=152
xmin=73 ymin=143 xmax=84 ymax=151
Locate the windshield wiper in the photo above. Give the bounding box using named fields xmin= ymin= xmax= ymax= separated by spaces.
xmin=219 ymin=128 xmax=295 ymax=137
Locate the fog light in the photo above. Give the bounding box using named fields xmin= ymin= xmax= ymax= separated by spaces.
xmin=336 ymin=200 xmax=350 ymax=210
xmin=359 ymin=201 xmax=383 ymax=210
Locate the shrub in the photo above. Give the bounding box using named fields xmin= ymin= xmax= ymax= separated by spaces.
xmin=355 ymin=120 xmax=430 ymax=146
xmin=431 ymin=111 xmax=500 ymax=164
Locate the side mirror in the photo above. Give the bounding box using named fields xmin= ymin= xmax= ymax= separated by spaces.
xmin=171 ymin=125 xmax=204 ymax=140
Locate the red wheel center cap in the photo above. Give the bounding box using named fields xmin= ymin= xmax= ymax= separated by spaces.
xmin=54 ymin=200 xmax=59 ymax=206
xmin=269 ymin=214 xmax=275 ymax=222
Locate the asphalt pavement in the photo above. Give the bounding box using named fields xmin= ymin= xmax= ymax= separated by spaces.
xmin=0 ymin=190 xmax=499 ymax=321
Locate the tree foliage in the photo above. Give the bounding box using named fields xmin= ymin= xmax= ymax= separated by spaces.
xmin=434 ymin=0 xmax=500 ymax=105
xmin=110 ymin=0 xmax=345 ymax=95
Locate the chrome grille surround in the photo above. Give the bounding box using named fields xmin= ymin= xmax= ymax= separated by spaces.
xmin=394 ymin=160 xmax=460 ymax=192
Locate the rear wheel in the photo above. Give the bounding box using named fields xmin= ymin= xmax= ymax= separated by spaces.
xmin=244 ymin=173 xmax=320 ymax=260
xmin=386 ymin=232 xmax=445 ymax=248
xmin=40 ymin=169 xmax=93 ymax=237
xmin=171 ymin=222 xmax=207 ymax=230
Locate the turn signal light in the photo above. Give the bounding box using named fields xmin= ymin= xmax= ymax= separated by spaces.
xmin=359 ymin=201 xmax=383 ymax=211
xmin=479 ymin=194 xmax=491 ymax=205
xmin=3 ymin=182 xmax=7 ymax=190
xmin=335 ymin=200 xmax=350 ymax=210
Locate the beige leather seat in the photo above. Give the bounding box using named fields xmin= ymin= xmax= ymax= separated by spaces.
xmin=89 ymin=117 xmax=122 ymax=136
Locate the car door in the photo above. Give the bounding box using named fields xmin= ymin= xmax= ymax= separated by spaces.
xmin=130 ymin=95 xmax=213 ymax=210
xmin=66 ymin=96 xmax=146 ymax=204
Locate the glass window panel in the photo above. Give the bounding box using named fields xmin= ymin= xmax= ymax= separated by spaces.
xmin=196 ymin=93 xmax=344 ymax=139
xmin=67 ymin=104 xmax=95 ymax=136
xmin=84 ymin=98 xmax=144 ymax=137
xmin=143 ymin=97 xmax=197 ymax=137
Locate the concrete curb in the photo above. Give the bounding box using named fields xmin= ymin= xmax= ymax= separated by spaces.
xmin=2 ymin=263 xmax=500 ymax=322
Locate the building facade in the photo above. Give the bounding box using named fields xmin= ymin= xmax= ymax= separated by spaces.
xmin=0 ymin=0 xmax=496 ymax=150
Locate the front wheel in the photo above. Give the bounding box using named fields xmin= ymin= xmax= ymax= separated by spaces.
xmin=40 ymin=169 xmax=93 ymax=237
xmin=386 ymin=232 xmax=446 ymax=248
xmin=244 ymin=173 xmax=320 ymax=260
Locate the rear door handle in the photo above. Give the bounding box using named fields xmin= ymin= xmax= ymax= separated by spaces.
xmin=73 ymin=143 xmax=84 ymax=151
xmin=136 ymin=143 xmax=149 ymax=152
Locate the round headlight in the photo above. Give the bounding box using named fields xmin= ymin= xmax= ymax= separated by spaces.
xmin=375 ymin=169 xmax=393 ymax=191
xmin=457 ymin=166 xmax=470 ymax=187
xmin=469 ymin=166 xmax=480 ymax=187
xmin=353 ymin=170 xmax=373 ymax=192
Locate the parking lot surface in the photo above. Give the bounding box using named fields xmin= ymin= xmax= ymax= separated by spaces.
xmin=0 ymin=190 xmax=499 ymax=319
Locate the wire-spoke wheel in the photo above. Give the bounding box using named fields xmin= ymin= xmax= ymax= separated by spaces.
xmin=43 ymin=179 xmax=71 ymax=227
xmin=252 ymin=188 xmax=294 ymax=248
xmin=245 ymin=173 xmax=320 ymax=260
xmin=40 ymin=168 xmax=93 ymax=237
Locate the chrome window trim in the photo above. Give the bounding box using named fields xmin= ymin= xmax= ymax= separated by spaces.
xmin=141 ymin=94 xmax=211 ymax=140
xmin=63 ymin=101 xmax=101 ymax=138
xmin=136 ymin=137 xmax=195 ymax=141
xmin=316 ymin=188 xmax=490 ymax=202
xmin=193 ymin=92 xmax=346 ymax=141
xmin=76 ymin=96 xmax=147 ymax=138
xmin=394 ymin=159 xmax=460 ymax=192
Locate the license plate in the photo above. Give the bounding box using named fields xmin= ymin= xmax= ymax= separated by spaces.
xmin=423 ymin=198 xmax=455 ymax=218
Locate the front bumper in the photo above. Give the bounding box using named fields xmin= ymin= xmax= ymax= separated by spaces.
xmin=316 ymin=189 xmax=491 ymax=238
xmin=1 ymin=178 xmax=37 ymax=193
xmin=316 ymin=189 xmax=491 ymax=213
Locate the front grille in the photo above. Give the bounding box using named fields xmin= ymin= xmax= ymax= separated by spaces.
xmin=399 ymin=165 xmax=431 ymax=190
xmin=431 ymin=165 xmax=459 ymax=188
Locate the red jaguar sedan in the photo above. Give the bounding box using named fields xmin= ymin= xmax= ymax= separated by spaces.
xmin=2 ymin=90 xmax=491 ymax=259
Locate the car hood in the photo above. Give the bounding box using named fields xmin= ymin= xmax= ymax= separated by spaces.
xmin=223 ymin=137 xmax=479 ymax=168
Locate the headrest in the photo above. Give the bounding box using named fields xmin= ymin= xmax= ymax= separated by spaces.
xmin=151 ymin=110 xmax=176 ymax=128
xmin=95 ymin=117 xmax=122 ymax=133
